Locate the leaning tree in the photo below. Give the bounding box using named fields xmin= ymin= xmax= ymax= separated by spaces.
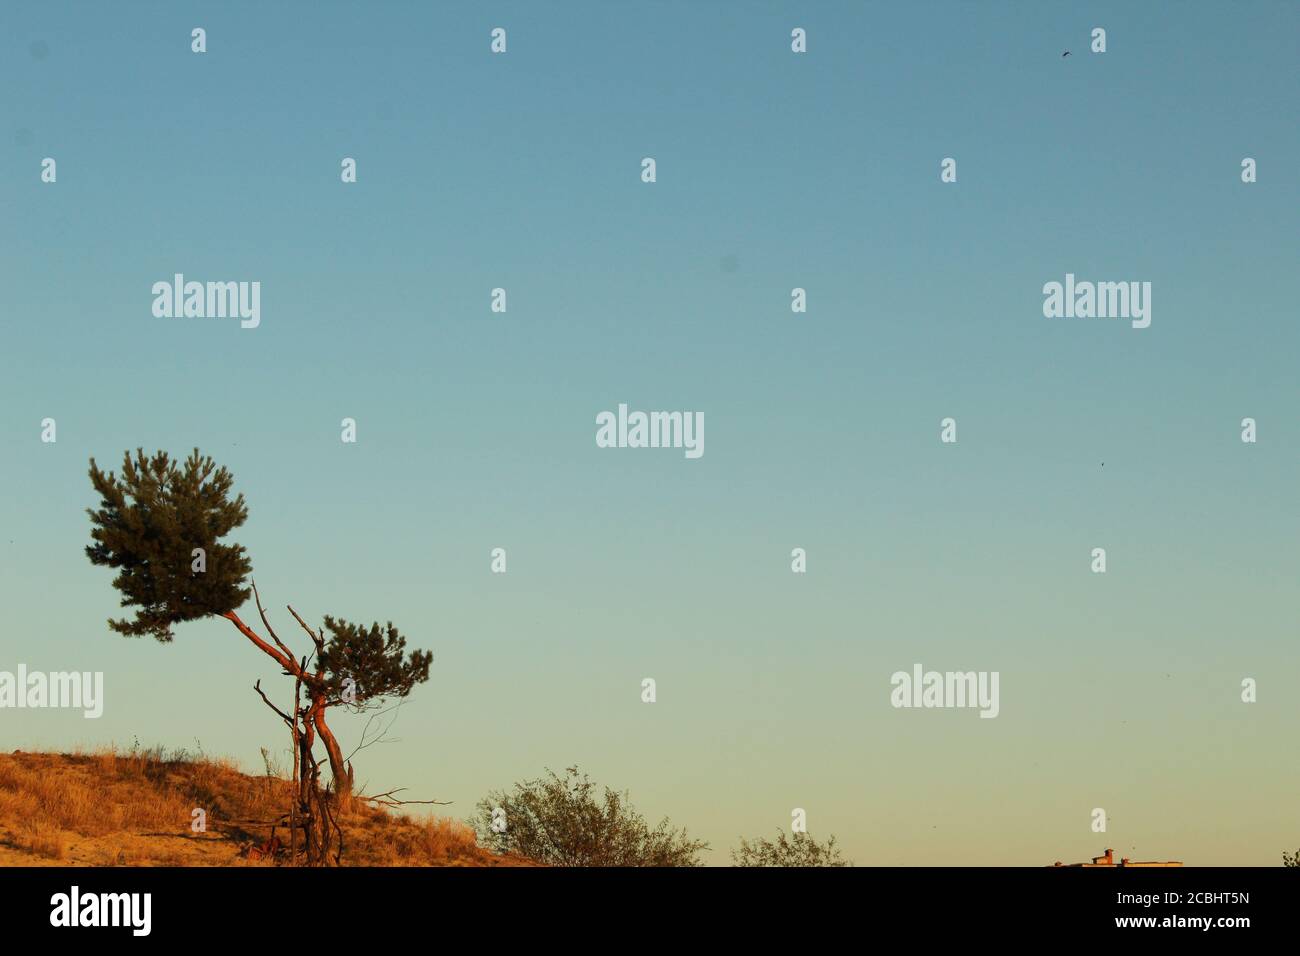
xmin=85 ymin=449 xmax=431 ymax=807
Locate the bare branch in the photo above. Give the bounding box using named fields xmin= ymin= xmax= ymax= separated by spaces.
xmin=223 ymin=610 xmax=298 ymax=676
xmin=254 ymin=680 xmax=294 ymax=726
xmin=344 ymin=701 xmax=405 ymax=764
xmin=359 ymin=787 xmax=453 ymax=808
xmin=252 ymin=579 xmax=296 ymax=663
xmin=286 ymin=604 xmax=326 ymax=660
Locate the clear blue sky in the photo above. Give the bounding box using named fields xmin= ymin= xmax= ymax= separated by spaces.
xmin=0 ymin=1 xmax=1296 ymax=865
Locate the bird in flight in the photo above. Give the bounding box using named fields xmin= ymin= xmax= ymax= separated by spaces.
xmin=1062 ymin=51 xmax=1071 ymax=57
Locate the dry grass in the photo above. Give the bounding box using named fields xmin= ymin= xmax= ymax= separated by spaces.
xmin=15 ymin=822 xmax=67 ymax=860
xmin=0 ymin=747 xmax=534 ymax=867
xmin=362 ymin=815 xmax=479 ymax=866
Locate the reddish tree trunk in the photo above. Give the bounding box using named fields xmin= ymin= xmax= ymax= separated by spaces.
xmin=225 ymin=610 xmax=353 ymax=800
xmin=313 ymin=705 xmax=352 ymax=800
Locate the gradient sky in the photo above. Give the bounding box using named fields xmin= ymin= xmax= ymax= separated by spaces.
xmin=1 ymin=1 xmax=1296 ymax=865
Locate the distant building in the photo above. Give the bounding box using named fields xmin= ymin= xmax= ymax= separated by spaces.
xmin=1051 ymin=848 xmax=1182 ymax=867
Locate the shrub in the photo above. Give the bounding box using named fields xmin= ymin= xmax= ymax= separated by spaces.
xmin=472 ymin=766 xmax=707 ymax=866
xmin=731 ymin=831 xmax=850 ymax=867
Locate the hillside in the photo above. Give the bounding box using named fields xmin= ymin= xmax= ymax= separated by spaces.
xmin=0 ymin=748 xmax=534 ymax=867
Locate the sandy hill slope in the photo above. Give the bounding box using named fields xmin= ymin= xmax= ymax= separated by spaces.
xmin=0 ymin=748 xmax=533 ymax=867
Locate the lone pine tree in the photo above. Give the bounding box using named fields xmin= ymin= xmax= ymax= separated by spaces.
xmin=85 ymin=448 xmax=431 ymax=800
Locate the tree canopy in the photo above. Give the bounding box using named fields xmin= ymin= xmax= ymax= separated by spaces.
xmin=317 ymin=617 xmax=431 ymax=707
xmin=86 ymin=448 xmax=251 ymax=640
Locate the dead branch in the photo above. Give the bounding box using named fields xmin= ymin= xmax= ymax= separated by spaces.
xmin=254 ymin=680 xmax=294 ymax=726
xmin=222 ymin=610 xmax=298 ymax=676
xmin=286 ymin=604 xmax=326 ymax=660
xmin=252 ymin=579 xmax=297 ymax=664
xmin=358 ymin=787 xmax=452 ymax=808
xmin=343 ymin=701 xmax=404 ymax=763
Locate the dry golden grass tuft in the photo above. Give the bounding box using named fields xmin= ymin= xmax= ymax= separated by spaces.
xmin=0 ymin=748 xmax=536 ymax=867
xmin=363 ymin=815 xmax=480 ymax=866
xmin=16 ymin=822 xmax=67 ymax=860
